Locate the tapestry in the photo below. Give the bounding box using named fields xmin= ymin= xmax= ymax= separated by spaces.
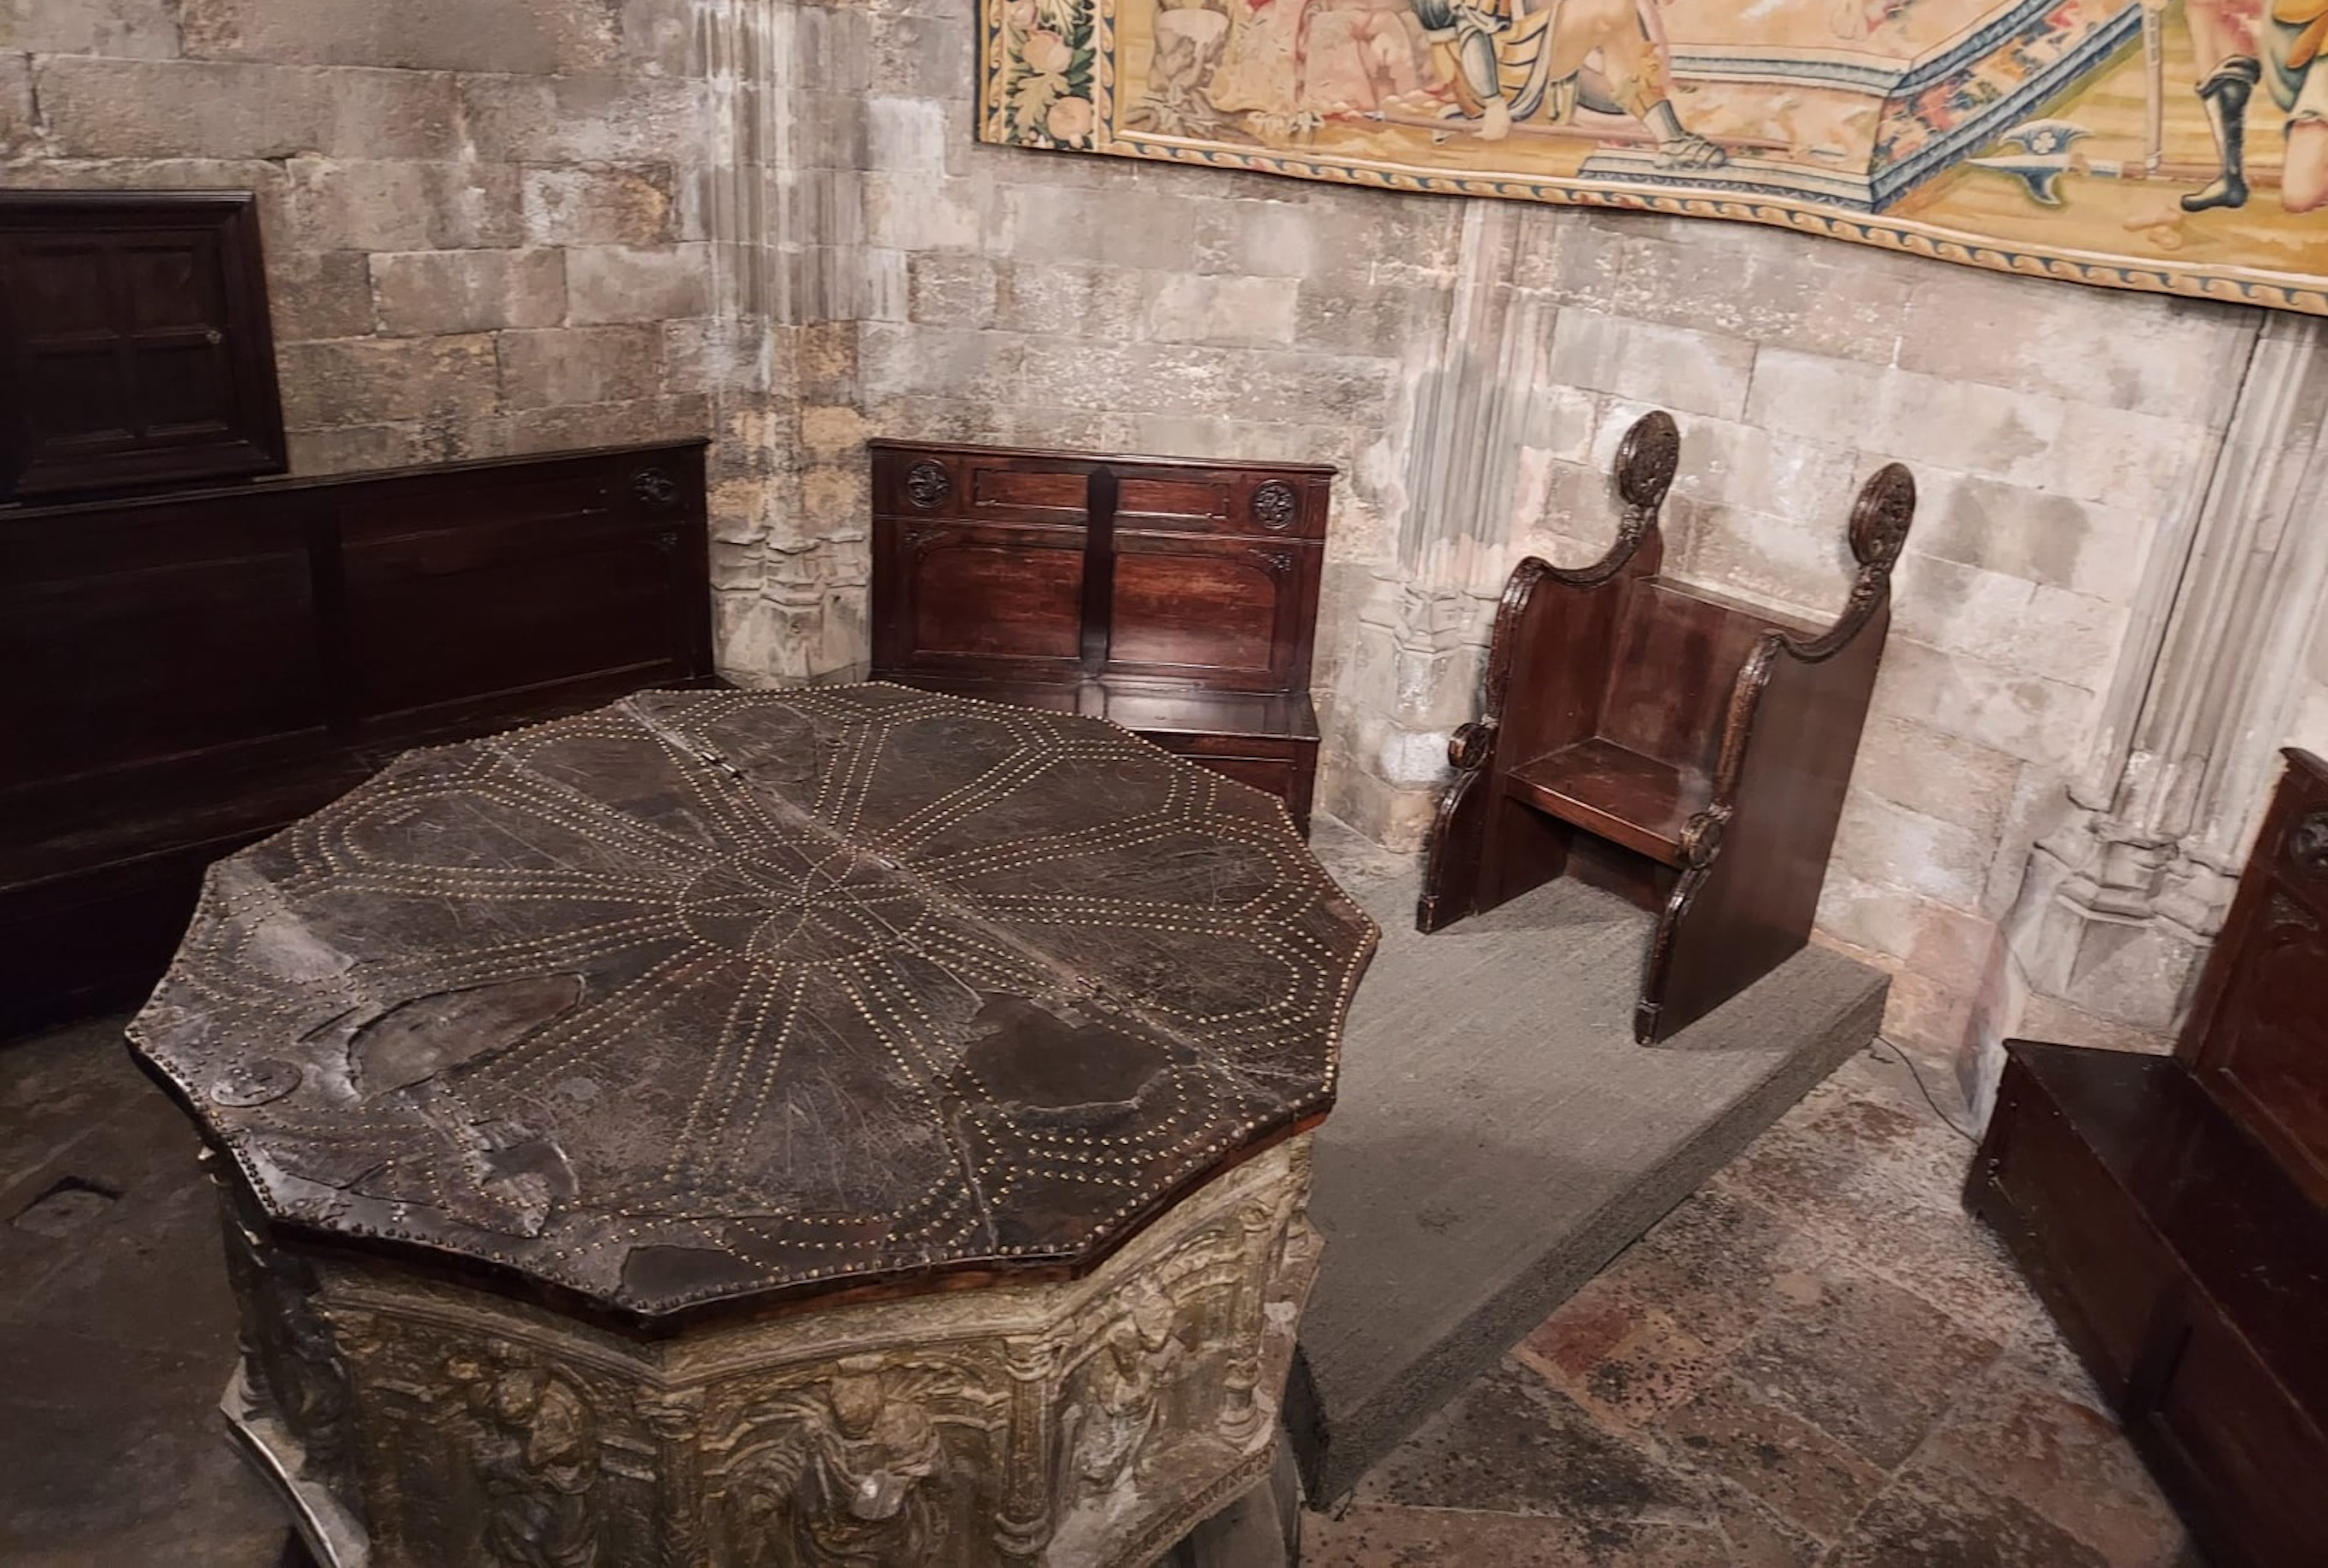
xmin=978 ymin=0 xmax=2328 ymax=315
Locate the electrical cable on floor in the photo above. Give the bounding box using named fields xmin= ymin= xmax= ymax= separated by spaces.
xmin=1870 ymin=1034 xmax=1980 ymax=1145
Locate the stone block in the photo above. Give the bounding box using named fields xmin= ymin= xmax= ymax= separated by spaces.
xmin=1833 ymin=791 xmax=1993 ymax=913
xmin=37 ymin=58 xmax=458 ymax=160
xmin=859 ymin=322 xmax=1024 ymax=404
xmin=458 ymin=72 xmax=707 ymax=165
xmin=285 ymin=422 xmax=427 ymax=476
xmin=369 ymin=248 xmax=565 ymax=336
xmin=276 ymin=333 xmax=500 ymax=429
xmin=1909 ymin=471 xmax=2151 ymax=604
xmin=565 ymin=243 xmax=713 ymax=325
xmin=2 ymin=0 xmax=179 ymax=58
xmin=1292 ymin=281 xmax=1444 ymax=358
xmin=1666 ymin=498 xmax=1855 ymax=623
xmin=2 ymin=51 xmax=38 ymax=158
xmin=865 ymin=94 xmax=948 ymax=177
xmin=1745 ymin=348 xmax=2071 ymax=489
xmin=615 ymin=0 xmax=695 ymax=74
xmin=1606 ymin=228 xmax=1909 ymax=367
xmin=266 ymin=250 xmax=375 ymax=342
xmin=520 ymin=163 xmax=675 ymax=247
xmin=505 ymin=393 xmax=713 ymax=455
xmin=1003 ymin=184 xmax=1202 ymax=272
xmin=1142 ymin=274 xmax=1298 ymax=348
xmin=664 ymin=318 xmax=772 ymax=399
xmin=1850 ymin=715 xmax=2026 ymax=844
xmin=2046 ymin=403 xmax=2222 ymax=514
xmin=792 ymin=90 xmax=871 ymax=172
xmin=1896 ymin=267 xmax=2255 ymax=423
xmin=905 ymin=252 xmax=997 ymax=330
xmin=993 ymin=261 xmax=1153 ymax=336
xmin=868 ymin=10 xmax=973 ymax=103
xmin=1893 ymin=555 xmax=2129 ymax=694
xmin=1550 ymin=310 xmax=1755 ymax=421
xmin=178 ymin=0 xmax=616 ymax=72
xmin=1872 ymin=639 xmax=2095 ymax=770
xmin=862 ymin=173 xmax=984 ymax=252
xmin=287 ymin=158 xmax=523 ymax=252
xmin=1816 ymin=869 xmax=1920 ymax=963
xmin=497 ymin=324 xmax=665 ymax=410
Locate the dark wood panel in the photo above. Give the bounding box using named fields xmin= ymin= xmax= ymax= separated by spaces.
xmin=2179 ymin=750 xmax=2328 ymax=1202
xmin=0 ymin=191 xmax=285 ymax=500
xmin=1107 ymin=542 xmax=1289 ymax=682
xmin=1970 ymin=750 xmax=2328 ymax=1568
xmin=868 ymin=440 xmax=1333 ymax=829
xmin=1 ymin=441 xmax=714 ymax=1038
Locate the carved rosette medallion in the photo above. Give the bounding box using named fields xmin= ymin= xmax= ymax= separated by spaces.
xmin=905 ymin=460 xmax=953 ymax=510
xmin=1248 ymin=481 xmax=1299 ymax=531
xmin=1847 ymin=464 xmax=1918 ymax=569
xmin=2290 ymin=811 xmax=2328 ymax=878
xmin=632 ymin=468 xmax=681 ymax=510
xmin=1614 ymin=409 xmax=1681 ymax=509
xmin=212 ymin=1138 xmax=1320 ymax=1568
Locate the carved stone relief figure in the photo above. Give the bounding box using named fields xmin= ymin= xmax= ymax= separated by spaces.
xmin=1068 ymin=1277 xmax=1189 ymax=1494
xmin=211 ymin=1158 xmax=357 ymax=1488
xmin=718 ymin=1357 xmax=961 ymax=1567
xmin=446 ymin=1342 xmax=603 ymax=1568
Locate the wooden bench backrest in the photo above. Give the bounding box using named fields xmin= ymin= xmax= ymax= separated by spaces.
xmin=1598 ymin=578 xmax=1809 ymax=777
xmin=869 ymin=440 xmax=1333 ymax=697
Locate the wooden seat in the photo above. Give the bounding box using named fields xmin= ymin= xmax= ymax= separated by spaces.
xmin=1418 ymin=410 xmax=1914 ymax=1043
xmin=868 ymin=440 xmax=1333 ymax=829
xmin=1969 ymin=751 xmax=2328 ymax=1568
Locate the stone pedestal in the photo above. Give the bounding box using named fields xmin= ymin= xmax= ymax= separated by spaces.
xmin=223 ymin=1138 xmax=1318 ymax=1568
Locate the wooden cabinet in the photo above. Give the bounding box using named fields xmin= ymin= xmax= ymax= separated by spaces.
xmin=869 ymin=441 xmax=1332 ymax=829
xmin=1969 ymin=750 xmax=2328 ymax=1568
xmin=0 ymin=443 xmax=715 ymax=1036
xmin=0 ymin=192 xmax=286 ymax=501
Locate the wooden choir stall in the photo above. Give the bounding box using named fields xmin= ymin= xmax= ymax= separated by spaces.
xmin=1419 ymin=410 xmax=1914 ymax=1043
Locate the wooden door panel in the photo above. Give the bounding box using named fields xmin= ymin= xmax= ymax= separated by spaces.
xmin=0 ymin=193 xmax=285 ymax=499
xmin=1108 ymin=546 xmax=1286 ymax=679
xmin=880 ymin=521 xmax=1088 ymax=671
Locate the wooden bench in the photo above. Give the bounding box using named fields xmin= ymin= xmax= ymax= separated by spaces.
xmin=868 ymin=439 xmax=1332 ymax=830
xmin=1418 ymin=411 xmax=1914 ymax=1043
xmin=0 ymin=443 xmax=716 ymax=1037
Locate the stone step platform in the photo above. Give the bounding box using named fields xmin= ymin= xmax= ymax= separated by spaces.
xmin=1290 ymin=822 xmax=1888 ymax=1505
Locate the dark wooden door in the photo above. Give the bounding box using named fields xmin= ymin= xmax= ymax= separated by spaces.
xmin=0 ymin=192 xmax=286 ymax=500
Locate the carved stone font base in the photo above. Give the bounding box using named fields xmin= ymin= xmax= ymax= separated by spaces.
xmin=219 ymin=1138 xmax=1319 ymax=1568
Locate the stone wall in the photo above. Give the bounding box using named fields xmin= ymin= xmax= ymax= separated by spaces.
xmin=9 ymin=0 xmax=2328 ymax=1103
xmin=0 ymin=0 xmax=725 ymax=476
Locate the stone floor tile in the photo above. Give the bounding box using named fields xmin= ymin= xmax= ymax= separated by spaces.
xmin=1652 ymin=1371 xmax=1888 ymax=1543
xmin=0 ymin=1330 xmax=282 ymax=1563
xmin=1828 ymin=1042 xmax=1979 ymax=1133
xmin=2006 ymin=1314 xmax=2117 ymax=1417
xmin=1711 ymin=1095 xmax=1974 ymax=1231
xmin=1574 ymin=1187 xmax=1831 ymax=1356
xmin=0 ymin=1017 xmax=140 ymax=1195
xmin=1702 ymin=1479 xmax=1827 ymax=1568
xmin=1300 ymin=1502 xmax=1743 ymax=1567
xmin=2 ymin=1100 xmax=236 ymax=1354
xmin=1824 ymin=1460 xmax=2116 ymax=1568
xmin=1514 ymin=1282 xmax=1727 ymax=1430
xmin=1919 ymin=1352 xmax=2186 ymax=1567
xmin=1834 ymin=1190 xmax=2043 ymax=1344
xmin=1356 ymin=1359 xmax=1706 ymax=1527
xmin=1725 ymin=1258 xmax=2002 ymax=1469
